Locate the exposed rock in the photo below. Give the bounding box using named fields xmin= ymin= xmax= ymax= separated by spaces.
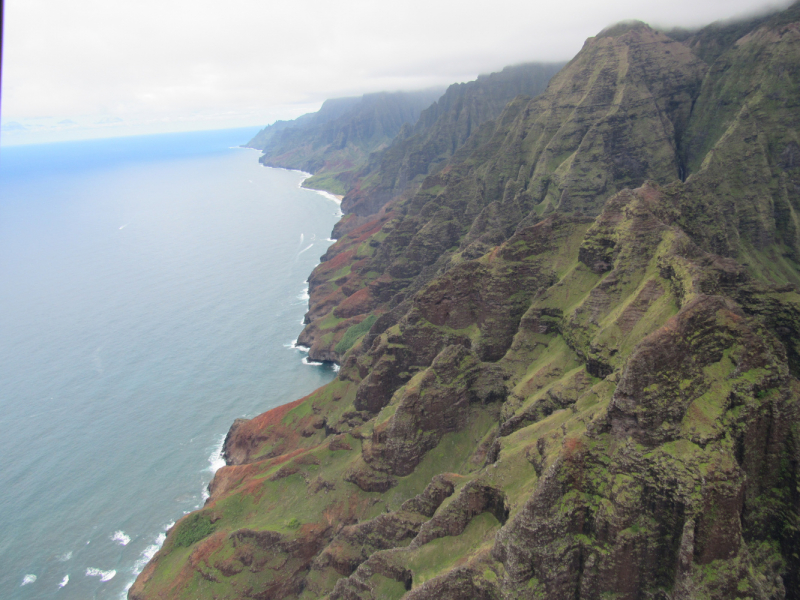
xmin=131 ymin=7 xmax=800 ymax=600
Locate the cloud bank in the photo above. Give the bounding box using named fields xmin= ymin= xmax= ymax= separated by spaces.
xmin=1 ymin=0 xmax=790 ymax=144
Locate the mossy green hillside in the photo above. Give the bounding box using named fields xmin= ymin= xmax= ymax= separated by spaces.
xmin=132 ymin=7 xmax=800 ymax=600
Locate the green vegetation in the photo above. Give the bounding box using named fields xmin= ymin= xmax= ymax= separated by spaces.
xmin=173 ymin=513 xmax=217 ymax=547
xmin=334 ymin=315 xmax=378 ymax=354
xmin=302 ymin=174 xmax=347 ymax=196
xmin=131 ymin=7 xmax=800 ymax=600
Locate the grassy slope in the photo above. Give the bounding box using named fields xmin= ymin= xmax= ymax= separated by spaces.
xmin=131 ymin=6 xmax=800 ymax=600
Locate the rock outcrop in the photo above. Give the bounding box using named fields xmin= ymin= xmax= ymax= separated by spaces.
xmin=132 ymin=5 xmax=800 ymax=599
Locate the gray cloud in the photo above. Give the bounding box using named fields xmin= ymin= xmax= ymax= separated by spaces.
xmin=1 ymin=0 xmax=791 ymax=143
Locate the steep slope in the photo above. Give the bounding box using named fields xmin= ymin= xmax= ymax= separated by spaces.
xmin=248 ymin=90 xmax=444 ymax=195
xmin=245 ymin=97 xmax=363 ymax=153
xmin=131 ymin=5 xmax=800 ymax=600
xmin=679 ymin=2 xmax=800 ymax=268
xmin=298 ymin=21 xmax=708 ymax=363
xmin=340 ymin=62 xmax=565 ymax=218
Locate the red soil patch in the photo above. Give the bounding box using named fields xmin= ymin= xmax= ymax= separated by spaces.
xmin=335 ymin=287 xmax=375 ymax=318
xmin=346 ymin=216 xmax=387 ymax=243
xmin=246 ymin=396 xmax=307 ymax=433
xmin=189 ymin=530 xmax=227 ymax=568
xmin=319 ymin=249 xmax=357 ymax=274
xmin=563 ymin=436 xmax=584 ymax=459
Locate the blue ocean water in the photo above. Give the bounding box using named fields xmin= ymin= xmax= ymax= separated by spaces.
xmin=0 ymin=128 xmax=340 ymax=599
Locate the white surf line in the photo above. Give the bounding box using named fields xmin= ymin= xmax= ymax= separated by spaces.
xmin=295 ymin=171 xmax=344 ymax=206
xmin=206 ymin=434 xmax=226 ymax=474
xmin=121 ymin=521 xmax=172 ymax=599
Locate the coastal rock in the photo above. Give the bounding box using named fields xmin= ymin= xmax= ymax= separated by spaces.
xmin=131 ymin=6 xmax=800 ymax=599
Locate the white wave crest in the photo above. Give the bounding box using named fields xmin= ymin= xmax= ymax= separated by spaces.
xmin=21 ymin=574 xmax=36 ymax=586
xmin=333 ymin=364 xmax=341 ymax=373
xmin=111 ymin=530 xmax=130 ymax=545
xmin=302 ymin=357 xmax=324 ymax=366
xmin=207 ymin=434 xmax=226 ymax=474
xmin=297 ymin=287 xmax=310 ymax=302
xmin=287 ymin=339 xmax=311 ymax=352
xmin=59 ymin=575 xmax=69 ymax=588
xmin=86 ymin=568 xmax=116 ymax=581
xmin=134 ymin=545 xmax=159 ymax=573
xmin=57 ymin=551 xmax=73 ymax=562
xmin=311 ymin=189 xmax=343 ymax=205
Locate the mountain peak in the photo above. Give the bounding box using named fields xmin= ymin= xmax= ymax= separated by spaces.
xmin=596 ymin=19 xmax=652 ymax=39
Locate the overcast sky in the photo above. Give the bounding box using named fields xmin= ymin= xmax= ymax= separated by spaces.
xmin=0 ymin=0 xmax=792 ymax=144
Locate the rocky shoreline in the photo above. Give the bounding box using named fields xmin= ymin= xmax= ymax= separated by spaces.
xmin=131 ymin=5 xmax=800 ymax=599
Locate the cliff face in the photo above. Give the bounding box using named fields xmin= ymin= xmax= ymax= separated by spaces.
xmin=132 ymin=5 xmax=800 ymax=600
xmin=247 ymin=90 xmax=445 ymax=195
xmin=245 ymin=97 xmax=364 ymax=154
xmin=339 ymin=62 xmax=565 ymax=219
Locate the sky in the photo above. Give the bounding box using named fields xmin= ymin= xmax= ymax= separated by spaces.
xmin=0 ymin=0 xmax=793 ymax=145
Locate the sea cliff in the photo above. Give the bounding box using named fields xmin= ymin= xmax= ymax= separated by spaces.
xmin=131 ymin=4 xmax=800 ymax=599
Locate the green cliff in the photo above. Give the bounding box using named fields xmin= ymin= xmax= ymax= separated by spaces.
xmin=132 ymin=4 xmax=800 ymax=599
xmin=247 ymin=90 xmax=445 ymax=196
xmin=339 ymin=62 xmax=565 ymax=220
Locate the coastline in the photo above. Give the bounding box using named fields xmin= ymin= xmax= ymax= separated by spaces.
xmin=129 ymin=157 xmax=343 ymax=598
xmin=297 ymin=170 xmax=344 ymax=204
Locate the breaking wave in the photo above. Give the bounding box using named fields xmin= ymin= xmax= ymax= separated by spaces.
xmin=86 ymin=567 xmax=116 ymax=581
xmin=111 ymin=530 xmax=131 ymax=545
xmin=207 ymin=434 xmax=226 ymax=474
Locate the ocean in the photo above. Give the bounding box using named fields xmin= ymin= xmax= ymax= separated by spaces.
xmin=0 ymin=128 xmax=340 ymax=599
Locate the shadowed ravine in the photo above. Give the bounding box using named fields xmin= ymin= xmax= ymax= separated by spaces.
xmin=132 ymin=5 xmax=800 ymax=599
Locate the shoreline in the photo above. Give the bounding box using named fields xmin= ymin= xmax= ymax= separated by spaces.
xmin=259 ymin=164 xmax=344 ymax=204
xmin=297 ymin=171 xmax=344 ymax=204
xmin=130 ymin=152 xmax=341 ymax=599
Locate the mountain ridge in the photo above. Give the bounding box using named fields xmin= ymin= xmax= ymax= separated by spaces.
xmin=131 ymin=4 xmax=800 ymax=599
xmin=246 ymin=89 xmax=445 ymax=195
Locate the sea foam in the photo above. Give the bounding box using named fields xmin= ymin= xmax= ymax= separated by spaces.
xmin=124 ymin=529 xmax=169 ymax=600
xmin=132 ymin=533 xmax=165 ymax=573
xmin=207 ymin=434 xmax=226 ymax=474
xmin=21 ymin=574 xmax=36 ymax=586
xmin=86 ymin=568 xmax=116 ymax=581
xmin=111 ymin=530 xmax=131 ymax=545
xmin=59 ymin=575 xmax=69 ymax=588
